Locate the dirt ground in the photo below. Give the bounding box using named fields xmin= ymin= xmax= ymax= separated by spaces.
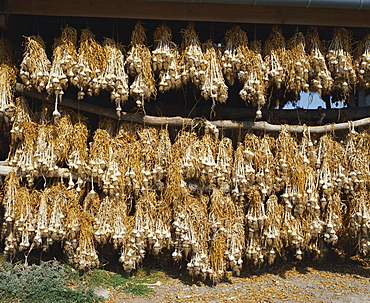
xmin=104 ymin=257 xmax=370 ymax=303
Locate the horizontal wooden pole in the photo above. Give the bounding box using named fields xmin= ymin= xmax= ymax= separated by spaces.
xmin=15 ymin=83 xmax=370 ymax=133
xmin=3 ymin=0 xmax=370 ymax=27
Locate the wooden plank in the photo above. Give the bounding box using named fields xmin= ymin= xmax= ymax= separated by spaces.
xmin=3 ymin=0 xmax=370 ymax=27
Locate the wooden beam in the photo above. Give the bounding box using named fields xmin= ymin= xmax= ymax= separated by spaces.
xmin=3 ymin=0 xmax=370 ymax=27
xmin=15 ymin=83 xmax=370 ymax=133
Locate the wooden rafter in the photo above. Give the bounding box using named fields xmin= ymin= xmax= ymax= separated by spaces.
xmin=2 ymin=0 xmax=370 ymax=28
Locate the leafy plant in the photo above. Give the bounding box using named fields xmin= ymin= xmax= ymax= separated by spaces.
xmin=0 ymin=260 xmax=103 ymax=303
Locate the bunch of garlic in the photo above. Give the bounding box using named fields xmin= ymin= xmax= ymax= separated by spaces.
xmin=197 ymin=134 xmax=217 ymax=187
xmin=33 ymin=124 xmax=59 ymax=175
xmin=263 ymin=26 xmax=287 ymax=90
xmin=8 ymin=97 xmax=33 ymax=149
xmin=239 ymin=40 xmax=266 ymax=118
xmin=46 ymin=26 xmax=77 ymax=117
xmin=355 ymin=34 xmax=370 ymax=89
xmin=99 ymin=38 xmax=129 ymax=116
xmin=326 ymin=28 xmax=357 ymax=99
xmin=152 ymin=24 xmax=182 ymax=93
xmin=349 ymin=190 xmax=370 ymax=256
xmin=2 ymin=172 xmax=20 ymax=253
xmin=151 ymin=129 xmax=171 ymax=192
xmin=20 ymin=35 xmax=51 ymax=92
xmin=119 ymin=215 xmax=147 ymax=272
xmin=179 ymin=23 xmax=207 ymax=88
xmin=75 ymin=29 xmax=105 ymax=100
xmin=306 ymin=27 xmax=333 ymax=96
xmin=285 ymin=31 xmax=310 ymax=99
xmin=231 ymin=143 xmax=255 ymax=199
xmin=88 ymin=129 xmax=111 ymax=182
xmin=245 ymin=187 xmax=269 ymax=266
xmin=0 ymin=63 xmax=16 ymax=113
xmin=214 ymin=137 xmax=233 ymax=190
xmin=9 ymin=122 xmax=38 ymax=186
xmin=201 ymin=40 xmax=228 ymax=104
xmin=67 ymin=122 xmax=89 ymax=184
xmin=126 ymin=21 xmax=156 ymax=107
xmin=210 ymin=188 xmax=244 ymax=276
xmin=221 ymin=26 xmax=249 ymax=86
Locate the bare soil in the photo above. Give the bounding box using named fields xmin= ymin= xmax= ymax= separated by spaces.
xmin=105 ymin=257 xmax=370 ymax=303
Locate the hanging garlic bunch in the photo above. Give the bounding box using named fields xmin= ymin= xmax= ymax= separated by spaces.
xmin=75 ymin=29 xmax=105 ymax=100
xmin=221 ymin=26 xmax=249 ymax=86
xmin=326 ymin=28 xmax=357 ymax=99
xmin=285 ymin=31 xmax=310 ymax=99
xmin=151 ymin=129 xmax=171 ymax=192
xmin=306 ymin=27 xmax=333 ymax=95
xmin=214 ymin=137 xmax=233 ymax=191
xmin=8 ymin=96 xmax=33 ymax=156
xmin=62 ymin=188 xmax=82 ymax=265
xmin=263 ymin=26 xmax=287 ymax=90
xmin=355 ymin=34 xmax=370 ymax=89
xmin=209 ymin=189 xmax=244 ymax=276
xmin=179 ymin=131 xmax=200 ymax=181
xmin=197 ymin=133 xmax=217 ymax=187
xmin=201 ymin=40 xmax=228 ymax=104
xmin=245 ymin=187 xmax=268 ymax=266
xmin=321 ymin=193 xmax=342 ymax=247
xmin=70 ymin=189 xmax=101 ymax=270
xmin=173 ymin=195 xmax=212 ymax=280
xmin=231 ymin=142 xmax=255 ymax=199
xmin=132 ymin=192 xmax=172 ymax=257
xmin=46 ymin=26 xmax=78 ymax=117
xmin=126 ymin=21 xmax=156 ymax=107
xmin=239 ymin=40 xmax=266 ymax=118
xmin=4 ymin=186 xmax=36 ymax=255
xmin=137 ymin=127 xmax=159 ymax=193
xmin=152 ymin=24 xmax=182 ymax=93
xmin=98 ymin=38 xmax=129 ymax=116
xmin=9 ymin=122 xmax=38 ymax=186
xmin=74 ymin=214 xmax=100 ymax=270
xmin=0 ymin=63 xmax=16 ymax=113
xmin=20 ymin=35 xmax=51 ymax=92
xmin=250 ymin=134 xmax=275 ymax=197
xmin=93 ymin=197 xmax=112 ymax=245
xmin=263 ymin=195 xmax=283 ymax=265
xmin=67 ymin=121 xmax=88 ymax=188
xmin=33 ymin=124 xmax=59 ymax=175
xmin=349 ymin=190 xmax=370 ymax=256
xmin=1 ymin=172 xmax=21 ymax=255
xmin=0 ymin=38 xmax=16 ymax=113
xmin=179 ymin=23 xmax=207 ymax=88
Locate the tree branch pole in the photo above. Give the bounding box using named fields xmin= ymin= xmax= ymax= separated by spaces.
xmin=15 ymin=83 xmax=370 ymax=134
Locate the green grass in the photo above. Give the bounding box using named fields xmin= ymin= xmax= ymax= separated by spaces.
xmin=81 ymin=266 xmax=167 ymax=296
